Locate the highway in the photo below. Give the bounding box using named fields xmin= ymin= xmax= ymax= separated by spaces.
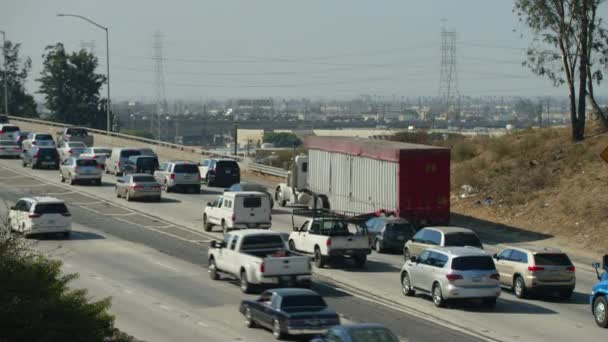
xmin=0 ymin=159 xmax=481 ymax=342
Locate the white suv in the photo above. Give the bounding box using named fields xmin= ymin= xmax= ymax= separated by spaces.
xmin=8 ymin=197 xmax=72 ymax=238
xmin=400 ymin=246 xmax=500 ymax=308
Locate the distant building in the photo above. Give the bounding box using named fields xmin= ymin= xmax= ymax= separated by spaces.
xmin=228 ymin=99 xmax=274 ymax=116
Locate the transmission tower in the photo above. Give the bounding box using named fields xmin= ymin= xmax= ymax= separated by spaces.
xmin=438 ymin=27 xmax=459 ymax=114
xmin=152 ymin=30 xmax=167 ymax=140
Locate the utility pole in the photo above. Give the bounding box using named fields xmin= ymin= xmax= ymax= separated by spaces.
xmin=546 ymin=97 xmax=551 ymax=127
xmin=233 ymin=121 xmax=238 ymax=156
xmin=0 ymin=30 xmax=8 ymax=115
xmin=153 ymin=30 xmax=167 ymax=141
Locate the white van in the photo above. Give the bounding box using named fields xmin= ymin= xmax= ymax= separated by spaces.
xmin=203 ymin=191 xmax=272 ymax=233
xmin=8 ymin=196 xmax=72 ymax=237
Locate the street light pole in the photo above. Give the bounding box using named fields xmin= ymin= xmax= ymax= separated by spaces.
xmin=0 ymin=30 xmax=8 ymax=115
xmin=57 ymin=14 xmax=110 ymax=132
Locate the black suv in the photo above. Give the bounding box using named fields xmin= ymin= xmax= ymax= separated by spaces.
xmin=201 ymin=159 xmax=240 ymax=187
xmin=123 ymin=155 xmax=159 ymax=175
xmin=22 ymin=147 xmax=60 ymax=169
xmin=361 ymin=217 xmax=417 ymax=253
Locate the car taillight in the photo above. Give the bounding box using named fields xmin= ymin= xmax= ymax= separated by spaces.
xmin=490 ymin=273 xmax=500 ymax=280
xmin=28 ymin=213 xmax=41 ymax=218
xmin=446 ymin=274 xmax=463 ymax=281
xmin=260 ymin=262 xmax=265 ymax=273
xmin=326 ymin=238 xmax=331 ymax=247
xmin=528 ymin=266 xmax=545 ymax=272
xmin=566 ymin=266 xmax=576 ymax=272
xmin=170 ymin=174 xmax=175 ymax=180
xmin=96 ymin=164 xmax=103 ymax=169
xmin=31 ymin=141 xmax=36 ymax=145
xmin=92 ymin=155 xmax=97 ymax=158
xmin=151 ymin=185 xmax=161 ymax=189
xmin=130 ymin=184 xmax=144 ymax=189
xmin=61 ymin=212 xmax=71 ymax=217
xmin=67 ymin=149 xmax=72 ymax=154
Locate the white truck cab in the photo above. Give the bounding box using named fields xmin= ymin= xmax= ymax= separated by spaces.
xmin=288 ymin=217 xmax=371 ymax=269
xmin=203 ymin=191 xmax=272 ymax=233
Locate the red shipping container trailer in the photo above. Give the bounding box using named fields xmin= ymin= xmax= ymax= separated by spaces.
xmin=304 ymin=136 xmax=450 ymax=226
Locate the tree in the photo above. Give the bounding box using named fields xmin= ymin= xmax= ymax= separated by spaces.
xmin=38 ymin=43 xmax=107 ymax=129
xmin=0 ymin=218 xmax=135 ymax=342
xmin=0 ymin=40 xmax=38 ymax=117
xmin=262 ymin=132 xmax=302 ymax=147
xmin=515 ymin=0 xmax=608 ymax=141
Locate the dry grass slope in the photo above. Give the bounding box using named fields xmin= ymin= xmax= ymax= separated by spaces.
xmin=449 ymin=123 xmax=608 ymax=253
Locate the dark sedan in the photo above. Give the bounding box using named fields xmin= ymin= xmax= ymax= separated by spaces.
xmin=240 ymin=288 xmax=340 ymax=340
xmin=311 ymin=323 xmax=400 ymax=342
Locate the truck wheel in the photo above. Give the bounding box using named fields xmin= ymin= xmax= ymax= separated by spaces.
xmin=401 ymin=272 xmax=415 ymax=296
xmin=314 ymin=248 xmax=325 ymax=268
xmin=69 ymin=174 xmax=76 ymax=185
xmin=244 ymin=307 xmax=257 ymax=328
xmin=272 ymin=319 xmax=284 ymax=340
xmin=594 ymin=296 xmax=608 ymax=328
xmin=208 ymin=258 xmax=219 ymax=280
xmin=203 ymin=215 xmax=212 ymax=232
xmin=222 ymin=220 xmax=227 ymax=234
xmin=513 ymin=276 xmax=527 ymax=299
xmin=125 ymin=191 xmax=132 ymax=202
xmin=353 ymin=255 xmax=367 ymax=268
xmin=240 ymin=270 xmax=254 ymax=294
xmin=375 ymin=240 xmax=384 ymax=253
xmin=288 ymin=240 xmax=296 ymax=251
xmin=432 ymin=282 xmax=446 ymax=308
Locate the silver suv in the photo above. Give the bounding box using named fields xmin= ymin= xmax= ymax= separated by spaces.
xmin=154 ymin=160 xmax=201 ymax=193
xmin=400 ymin=246 xmax=501 ymax=308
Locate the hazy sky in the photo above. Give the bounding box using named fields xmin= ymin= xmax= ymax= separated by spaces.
xmin=1 ymin=0 xmax=607 ymax=101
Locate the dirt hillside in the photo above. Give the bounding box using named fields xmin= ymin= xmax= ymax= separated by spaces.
xmin=447 ymin=123 xmax=608 ymax=254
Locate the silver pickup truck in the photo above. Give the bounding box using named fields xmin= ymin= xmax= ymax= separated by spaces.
xmin=56 ymin=127 xmax=94 ymax=147
xmin=208 ymin=229 xmax=312 ymax=293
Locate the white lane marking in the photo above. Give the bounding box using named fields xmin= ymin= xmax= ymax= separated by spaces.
xmin=144 ymin=224 xmax=172 ymax=229
xmin=159 ymin=304 xmax=170 ymax=311
xmin=14 ymin=183 xmax=47 ymax=187
xmin=154 ymin=262 xmax=178 ymax=272
xmin=123 ymin=288 xmax=133 ymax=294
xmin=197 ymin=321 xmax=209 ymax=328
xmin=70 ymin=201 xmax=103 ymax=205
xmin=0 ymin=175 xmax=27 ymax=179
xmin=92 ymin=275 xmax=103 ymax=281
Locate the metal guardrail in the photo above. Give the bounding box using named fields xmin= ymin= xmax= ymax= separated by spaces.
xmin=7 ymin=115 xmax=241 ymax=161
xmin=249 ymin=163 xmax=288 ymax=178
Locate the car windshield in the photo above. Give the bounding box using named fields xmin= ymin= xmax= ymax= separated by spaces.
xmin=68 ymin=142 xmax=86 ymax=147
xmin=444 ymin=233 xmax=483 ymax=248
xmin=1 ymin=126 xmax=19 ymax=132
xmin=38 ymin=148 xmax=58 ymax=157
xmin=35 ymin=134 xmax=53 ymax=140
xmin=66 ymin=128 xmax=87 ymax=136
xmin=281 ymin=295 xmax=326 ymax=310
xmin=534 ymin=253 xmax=572 ymax=266
xmin=121 ymin=150 xmax=141 ymax=158
xmin=349 ymin=327 xmax=400 ymax=342
xmin=34 ymin=202 xmax=68 ymax=214
xmin=94 ymin=148 xmax=111 ymax=155
xmin=318 ymin=220 xmax=350 ymax=236
xmin=451 ymin=256 xmax=495 ymax=271
xmin=133 ymin=175 xmax=156 ymax=183
xmin=217 ymin=160 xmax=239 ymax=169
xmin=138 ymin=158 xmax=158 ymax=168
xmin=241 ymin=235 xmax=284 ymax=250
xmin=76 ymin=159 xmax=97 ymax=167
xmin=386 ymin=223 xmax=415 ymax=234
xmin=243 ymin=196 xmax=262 ymax=208
xmin=0 ymin=141 xmax=17 ymax=146
xmin=241 ymin=184 xmax=266 ymax=192
xmin=173 ymin=164 xmax=198 ymax=173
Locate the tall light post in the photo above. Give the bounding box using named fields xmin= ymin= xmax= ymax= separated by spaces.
xmin=57 ymin=14 xmax=111 ymax=132
xmin=0 ymin=30 xmax=8 ymax=115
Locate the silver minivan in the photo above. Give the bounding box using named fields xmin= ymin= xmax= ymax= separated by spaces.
xmin=400 ymin=246 xmax=501 ymax=308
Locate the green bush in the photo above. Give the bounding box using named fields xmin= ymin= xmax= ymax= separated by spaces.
xmin=0 ymin=227 xmax=134 ymax=342
xmin=452 ymin=141 xmax=477 ymax=162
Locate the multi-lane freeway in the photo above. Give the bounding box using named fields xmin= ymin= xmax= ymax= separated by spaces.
xmin=0 ymin=156 xmax=603 ymax=342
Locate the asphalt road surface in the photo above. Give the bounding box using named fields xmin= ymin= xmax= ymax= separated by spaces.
xmin=0 ymin=159 xmax=481 ymax=342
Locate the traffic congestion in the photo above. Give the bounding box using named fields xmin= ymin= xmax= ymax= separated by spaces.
xmin=0 ymin=122 xmax=607 ymax=342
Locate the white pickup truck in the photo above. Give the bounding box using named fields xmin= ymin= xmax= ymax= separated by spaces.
xmin=207 ymin=229 xmax=312 ymax=293
xmin=288 ymin=217 xmax=371 ymax=268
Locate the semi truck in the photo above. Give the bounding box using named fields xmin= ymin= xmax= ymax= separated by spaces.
xmin=274 ymin=136 xmax=450 ymax=226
